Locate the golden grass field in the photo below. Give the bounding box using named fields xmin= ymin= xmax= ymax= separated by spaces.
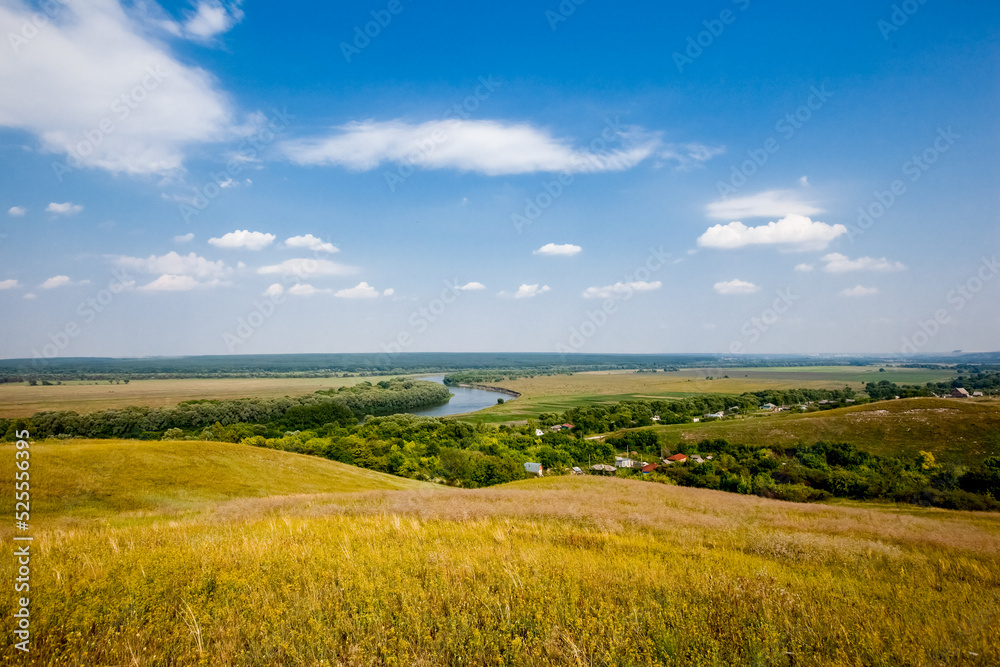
xmin=0 ymin=377 xmax=373 ymax=418
xmin=1 ymin=438 xmax=998 ymax=665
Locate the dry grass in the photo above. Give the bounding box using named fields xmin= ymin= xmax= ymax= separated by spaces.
xmin=2 ymin=438 xmax=998 ymax=665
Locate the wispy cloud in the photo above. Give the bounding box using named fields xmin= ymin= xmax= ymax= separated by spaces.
xmin=697 ymin=215 xmax=847 ymax=252
xmin=821 ymin=253 xmax=905 ymax=273
xmin=534 ymin=243 xmax=582 ymax=257
xmin=0 ymin=279 xmax=21 ymax=289
xmin=714 ymin=279 xmax=760 ymax=295
xmin=180 ymin=0 xmax=245 ymax=40
xmin=257 ymin=258 xmax=357 ymax=278
xmin=285 ymin=234 xmax=338 ymax=253
xmin=46 ymin=202 xmax=83 ymax=215
xmin=287 ymin=283 xmax=329 ymax=296
xmin=208 ymin=229 xmax=276 ymax=250
xmin=582 ymin=281 xmax=661 ymax=299
xmin=174 ymin=233 xmax=195 ymax=243
xmin=114 ymin=251 xmax=232 ymax=280
xmin=335 ymin=282 xmax=380 ymax=299
xmin=0 ymin=0 xmax=234 ymax=174
xmin=7 ymin=206 xmax=25 ymax=217
xmin=840 ymin=285 xmax=879 ymax=297
xmin=457 ymin=281 xmax=486 ymax=291
xmin=706 ymin=190 xmax=823 ymax=220
xmin=280 ymin=119 xmax=664 ymax=175
xmin=499 ymin=283 xmax=551 ymax=299
xmin=40 ymin=275 xmax=73 ymax=289
xmin=794 ymin=263 xmax=814 ymax=272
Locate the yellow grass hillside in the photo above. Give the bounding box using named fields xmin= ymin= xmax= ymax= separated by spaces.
xmin=1 ymin=439 xmax=998 ymax=666
xmin=6 ymin=439 xmax=427 ymax=519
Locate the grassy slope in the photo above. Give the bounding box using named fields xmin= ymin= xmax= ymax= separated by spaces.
xmin=649 ymin=397 xmax=1000 ymax=464
xmin=3 ymin=439 xmax=428 ymax=519
xmin=2 ymin=468 xmax=998 ymax=665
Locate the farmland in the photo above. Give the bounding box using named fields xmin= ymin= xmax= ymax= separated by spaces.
xmin=2 ymin=438 xmax=998 ymax=665
xmin=459 ymin=365 xmax=961 ymax=423
xmin=0 ymin=376 xmax=373 ymax=418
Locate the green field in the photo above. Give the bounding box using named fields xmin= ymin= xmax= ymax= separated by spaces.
xmin=455 ymin=365 xmax=962 ymax=423
xmin=2 ymin=438 xmax=999 ymax=665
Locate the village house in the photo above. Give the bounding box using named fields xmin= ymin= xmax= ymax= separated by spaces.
xmin=761 ymin=403 xmax=777 ymax=411
xmin=640 ymin=463 xmax=658 ymax=474
xmin=704 ymin=411 xmax=725 ymax=419
xmin=665 ymin=453 xmax=688 ymax=463
xmin=524 ymin=462 xmax=543 ymax=477
xmin=615 ymin=456 xmax=637 ymax=468
xmin=973 ymin=391 xmax=984 ymax=397
xmin=950 ymin=388 xmax=971 ymax=398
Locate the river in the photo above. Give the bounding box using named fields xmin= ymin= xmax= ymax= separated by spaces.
xmin=408 ymin=375 xmax=512 ymax=417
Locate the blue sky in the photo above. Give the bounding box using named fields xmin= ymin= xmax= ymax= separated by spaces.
xmin=0 ymin=0 xmax=997 ymax=359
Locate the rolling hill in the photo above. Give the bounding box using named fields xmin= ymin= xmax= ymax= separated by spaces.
xmin=653 ymin=397 xmax=1000 ymax=464
xmin=7 ymin=438 xmax=429 ymax=519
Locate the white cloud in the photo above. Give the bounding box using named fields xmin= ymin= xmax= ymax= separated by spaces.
xmin=335 ymin=282 xmax=379 ymax=299
xmin=534 ymin=243 xmax=582 ymax=257
xmin=382 ymin=288 xmax=394 ymax=296
xmin=114 ymin=251 xmax=232 ymax=280
xmin=706 ymin=190 xmax=823 ymax=220
xmin=794 ymin=263 xmax=814 ymax=272
xmin=181 ymin=0 xmax=244 ymax=40
xmin=46 ymin=202 xmax=83 ymax=215
xmin=840 ymin=285 xmax=879 ymax=297
xmin=821 ymin=253 xmax=906 ymax=273
xmin=174 ymin=232 xmax=195 ymax=243
xmin=798 ymin=176 xmax=810 ymax=187
xmin=697 ymin=215 xmax=847 ymax=252
xmin=257 ymin=258 xmax=357 ymax=278
xmin=504 ymin=284 xmax=550 ymax=299
xmin=583 ymin=280 xmax=661 ymax=299
xmin=285 ymin=234 xmax=339 ymax=253
xmin=0 ymin=0 xmax=234 ymax=174
xmin=714 ymin=279 xmax=760 ymax=295
xmin=7 ymin=206 xmax=25 ymax=217
xmin=263 ymin=283 xmax=284 ymax=297
xmin=208 ymin=229 xmax=275 ymax=250
xmin=40 ymin=275 xmax=72 ymax=289
xmin=280 ymin=119 xmax=663 ymax=175
xmin=658 ymin=143 xmax=726 ymax=169
xmin=288 ymin=283 xmax=329 ymax=296
xmin=23 ymin=292 xmax=36 ymax=299
xmin=139 ymin=274 xmax=202 ymax=291
xmin=457 ymin=281 xmax=486 ymax=291
xmin=0 ymin=279 xmax=20 ymax=289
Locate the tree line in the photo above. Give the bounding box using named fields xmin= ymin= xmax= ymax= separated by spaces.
xmin=0 ymin=379 xmax=450 ymax=440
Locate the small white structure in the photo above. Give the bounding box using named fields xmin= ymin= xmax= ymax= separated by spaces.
xmin=535 ymin=429 xmax=544 ymax=437
xmin=761 ymin=403 xmax=777 ymax=411
xmin=615 ymin=457 xmax=636 ymax=468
